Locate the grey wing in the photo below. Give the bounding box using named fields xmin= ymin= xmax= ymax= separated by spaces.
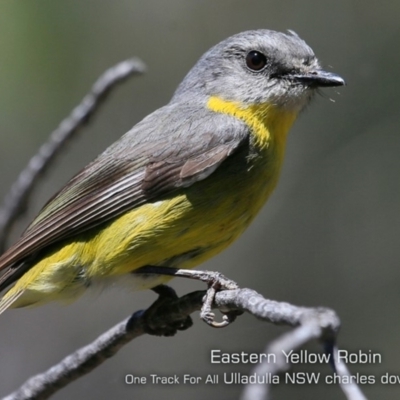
xmin=0 ymin=104 xmax=249 ymax=290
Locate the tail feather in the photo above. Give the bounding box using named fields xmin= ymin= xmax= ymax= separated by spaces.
xmin=0 ymin=290 xmax=24 ymax=314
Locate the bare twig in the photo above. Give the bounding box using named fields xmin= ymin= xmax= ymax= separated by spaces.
xmin=2 ymin=289 xmax=204 ymax=400
xmin=0 ymin=58 xmax=146 ymax=252
xmin=333 ymin=345 xmax=368 ymax=400
xmin=241 ymin=324 xmax=366 ymax=400
xmin=241 ymin=322 xmax=324 ymax=400
xmin=2 ymin=288 xmax=364 ymax=400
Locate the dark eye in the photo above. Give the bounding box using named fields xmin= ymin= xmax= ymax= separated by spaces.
xmin=245 ymin=51 xmax=267 ymax=71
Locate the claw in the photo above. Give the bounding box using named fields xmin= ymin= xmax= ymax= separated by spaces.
xmin=134 ymin=267 xmax=243 ymax=329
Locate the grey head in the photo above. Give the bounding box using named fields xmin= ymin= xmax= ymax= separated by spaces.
xmin=172 ymin=29 xmax=344 ymax=113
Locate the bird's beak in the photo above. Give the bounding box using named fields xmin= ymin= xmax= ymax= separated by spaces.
xmin=289 ymin=70 xmax=345 ymax=87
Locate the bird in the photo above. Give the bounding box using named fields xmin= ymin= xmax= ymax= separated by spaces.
xmin=0 ymin=29 xmax=344 ymax=319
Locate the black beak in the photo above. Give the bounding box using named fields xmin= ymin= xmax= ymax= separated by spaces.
xmin=288 ymin=70 xmax=345 ymax=88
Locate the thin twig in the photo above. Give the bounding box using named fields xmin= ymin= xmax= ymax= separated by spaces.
xmin=241 ymin=322 xmax=323 ymax=400
xmin=333 ymin=345 xmax=368 ymax=400
xmin=1 ymin=288 xmax=364 ymax=400
xmin=0 ymin=58 xmax=146 ymax=252
xmin=234 ymin=289 xmax=366 ymax=400
xmin=2 ymin=290 xmax=204 ymax=400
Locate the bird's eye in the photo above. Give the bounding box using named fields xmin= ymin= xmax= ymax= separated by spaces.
xmin=245 ymin=51 xmax=267 ymax=71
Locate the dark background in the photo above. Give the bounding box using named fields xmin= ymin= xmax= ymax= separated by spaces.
xmin=0 ymin=1 xmax=399 ymax=399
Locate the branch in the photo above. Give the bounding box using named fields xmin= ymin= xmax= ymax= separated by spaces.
xmin=2 ymin=288 xmax=366 ymax=400
xmin=3 ymin=289 xmax=204 ymax=400
xmin=0 ymin=58 xmax=146 ymax=253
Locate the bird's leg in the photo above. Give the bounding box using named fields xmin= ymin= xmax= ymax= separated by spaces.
xmin=135 ymin=266 xmax=242 ymax=328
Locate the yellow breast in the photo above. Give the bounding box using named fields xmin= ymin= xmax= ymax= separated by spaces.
xmin=207 ymin=95 xmax=297 ymax=210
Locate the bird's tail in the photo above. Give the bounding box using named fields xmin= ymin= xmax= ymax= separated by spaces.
xmin=0 ymin=289 xmax=23 ymax=314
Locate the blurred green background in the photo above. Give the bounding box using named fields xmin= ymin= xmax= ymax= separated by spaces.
xmin=0 ymin=1 xmax=399 ymax=399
